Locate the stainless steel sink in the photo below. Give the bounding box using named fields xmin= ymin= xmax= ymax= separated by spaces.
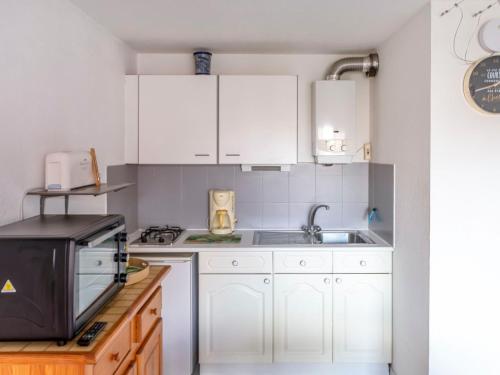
xmin=253 ymin=230 xmax=375 ymax=245
xmin=253 ymin=231 xmax=313 ymax=245
xmin=314 ymin=231 xmax=374 ymax=245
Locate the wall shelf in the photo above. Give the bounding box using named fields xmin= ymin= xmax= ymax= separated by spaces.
xmin=27 ymin=183 xmax=135 ymax=215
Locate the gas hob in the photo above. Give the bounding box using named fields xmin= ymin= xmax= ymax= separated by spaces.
xmin=130 ymin=226 xmax=184 ymax=247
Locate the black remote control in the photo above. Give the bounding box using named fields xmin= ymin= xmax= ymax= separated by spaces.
xmin=77 ymin=321 xmax=107 ymax=346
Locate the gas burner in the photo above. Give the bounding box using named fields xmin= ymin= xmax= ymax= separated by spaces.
xmin=134 ymin=225 xmax=184 ymax=246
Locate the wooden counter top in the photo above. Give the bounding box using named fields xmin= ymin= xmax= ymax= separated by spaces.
xmin=0 ymin=266 xmax=169 ymax=363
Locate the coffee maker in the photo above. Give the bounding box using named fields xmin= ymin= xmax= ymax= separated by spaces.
xmin=209 ymin=190 xmax=236 ymax=235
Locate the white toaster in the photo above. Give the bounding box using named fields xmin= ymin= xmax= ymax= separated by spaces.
xmin=45 ymin=151 xmax=95 ymax=190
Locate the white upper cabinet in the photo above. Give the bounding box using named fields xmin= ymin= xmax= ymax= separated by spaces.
xmin=333 ymin=274 xmax=392 ymax=363
xmin=124 ymin=76 xmax=139 ymax=164
xmin=274 ymin=274 xmax=333 ymax=363
xmin=138 ymin=75 xmax=217 ymax=164
xmin=218 ymin=75 xmax=298 ymax=165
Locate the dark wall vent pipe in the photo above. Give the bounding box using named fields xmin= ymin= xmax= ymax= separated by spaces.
xmin=326 ymin=53 xmax=379 ymax=80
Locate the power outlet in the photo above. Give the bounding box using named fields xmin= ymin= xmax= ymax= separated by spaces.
xmin=363 ymin=143 xmax=372 ymax=161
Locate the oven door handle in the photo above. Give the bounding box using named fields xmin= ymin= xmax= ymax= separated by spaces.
xmin=83 ymin=225 xmax=126 ymax=248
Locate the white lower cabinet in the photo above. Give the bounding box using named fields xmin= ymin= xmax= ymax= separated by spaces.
xmin=199 ymin=274 xmax=273 ymax=364
xmin=199 ymin=250 xmax=392 ymax=372
xmin=274 ymin=274 xmax=333 ymax=362
xmin=333 ymin=274 xmax=392 ymax=363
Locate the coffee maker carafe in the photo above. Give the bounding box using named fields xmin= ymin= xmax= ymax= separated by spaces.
xmin=209 ymin=190 xmax=236 ymax=235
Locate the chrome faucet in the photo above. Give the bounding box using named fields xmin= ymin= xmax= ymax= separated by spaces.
xmin=302 ymin=204 xmax=330 ymax=235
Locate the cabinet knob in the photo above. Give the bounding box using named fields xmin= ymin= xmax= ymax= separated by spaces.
xmin=264 ymin=278 xmax=270 ymax=284
xmin=335 ymin=278 xmax=342 ymax=284
xmin=96 ymin=260 xmax=103 ymax=266
xmin=360 ymin=260 xmax=367 ymax=267
xmin=110 ymin=352 xmax=120 ymax=362
xmin=324 ymin=278 xmax=331 ymax=285
xmin=232 ymin=260 xmax=239 ymax=267
xmin=299 ymin=260 xmax=306 ymax=267
xmin=150 ymin=307 xmax=158 ymax=316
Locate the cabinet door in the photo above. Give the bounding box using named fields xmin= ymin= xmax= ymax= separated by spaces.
xmin=139 ymin=75 xmax=217 ymax=164
xmin=199 ymin=274 xmax=273 ymax=363
xmin=274 ymin=274 xmax=333 ymax=362
xmin=137 ymin=319 xmax=162 ymax=375
xmin=219 ymin=75 xmax=297 ymax=165
xmin=333 ymin=274 xmax=392 ymax=363
xmin=123 ymin=361 xmax=137 ymax=375
xmin=125 ymin=75 xmax=139 ymax=164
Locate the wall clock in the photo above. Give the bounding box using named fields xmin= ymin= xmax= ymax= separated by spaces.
xmin=463 ymin=55 xmax=500 ymax=114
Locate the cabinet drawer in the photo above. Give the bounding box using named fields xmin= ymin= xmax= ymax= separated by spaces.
xmin=333 ymin=252 xmax=392 ymax=273
xmin=199 ymin=252 xmax=272 ymax=273
xmin=94 ymin=321 xmax=131 ymax=375
xmin=135 ymin=287 xmax=162 ymax=343
xmin=274 ymin=252 xmax=333 ymax=273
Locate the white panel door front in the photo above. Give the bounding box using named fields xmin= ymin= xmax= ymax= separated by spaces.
xmin=333 ymin=274 xmax=392 ymax=363
xmin=199 ymin=274 xmax=273 ymax=364
xmin=274 ymin=274 xmax=333 ymax=362
xmin=139 ymin=75 xmax=217 ymax=164
xmin=219 ymin=75 xmax=298 ymax=165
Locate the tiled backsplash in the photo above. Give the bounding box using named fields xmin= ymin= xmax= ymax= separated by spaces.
xmin=135 ymin=163 xmax=369 ymax=230
xmin=369 ymin=163 xmax=395 ymax=245
xmin=107 ymin=164 xmax=138 ymax=232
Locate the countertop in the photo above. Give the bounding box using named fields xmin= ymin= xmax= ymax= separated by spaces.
xmin=128 ymin=229 xmax=393 ymax=253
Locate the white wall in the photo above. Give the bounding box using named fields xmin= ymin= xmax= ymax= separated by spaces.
xmin=372 ymin=5 xmax=431 ymax=375
xmin=0 ymin=0 xmax=136 ymax=225
xmin=137 ymin=53 xmax=372 ymax=163
xmin=429 ymin=1 xmax=500 ymax=374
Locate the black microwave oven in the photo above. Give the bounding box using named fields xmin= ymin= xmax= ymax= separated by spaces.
xmin=0 ymin=214 xmax=128 ymax=344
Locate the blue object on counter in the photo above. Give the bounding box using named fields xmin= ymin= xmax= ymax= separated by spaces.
xmin=368 ymin=208 xmax=380 ymax=224
xmin=193 ymin=51 xmax=212 ymax=75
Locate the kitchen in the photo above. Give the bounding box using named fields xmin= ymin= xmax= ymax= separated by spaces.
xmin=1 ymin=1 xmax=500 ymax=375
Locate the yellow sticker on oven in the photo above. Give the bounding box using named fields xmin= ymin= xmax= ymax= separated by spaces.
xmin=1 ymin=280 xmax=16 ymax=293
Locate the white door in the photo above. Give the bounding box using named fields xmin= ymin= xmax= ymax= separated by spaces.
xmin=199 ymin=274 xmax=273 ymax=363
xmin=219 ymin=75 xmax=298 ymax=165
xmin=333 ymin=274 xmax=392 ymax=363
xmin=139 ymin=75 xmax=217 ymax=164
xmin=274 ymin=274 xmax=333 ymax=362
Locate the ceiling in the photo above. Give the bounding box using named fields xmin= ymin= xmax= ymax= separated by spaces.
xmin=70 ymin=0 xmax=429 ymax=53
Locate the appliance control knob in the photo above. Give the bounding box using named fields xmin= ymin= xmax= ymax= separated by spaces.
xmin=360 ymin=260 xmax=367 ymax=267
xmin=118 ymin=273 xmax=128 ymax=283
xmin=335 ymin=278 xmax=342 ymax=284
xmin=299 ymin=260 xmax=306 ymax=267
xmin=324 ymin=278 xmax=331 ymax=285
xmin=232 ymin=260 xmax=239 ymax=267
xmin=264 ymin=278 xmax=270 ymax=284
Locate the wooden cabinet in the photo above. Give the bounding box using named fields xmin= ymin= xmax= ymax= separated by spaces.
xmin=138 ymin=75 xmax=218 ymax=164
xmin=333 ymin=274 xmax=392 ymax=363
xmin=218 ymin=75 xmax=298 ymax=165
xmin=137 ymin=320 xmax=162 ymax=375
xmin=274 ymin=274 xmax=333 ymax=363
xmin=199 ymin=274 xmax=273 ymax=363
